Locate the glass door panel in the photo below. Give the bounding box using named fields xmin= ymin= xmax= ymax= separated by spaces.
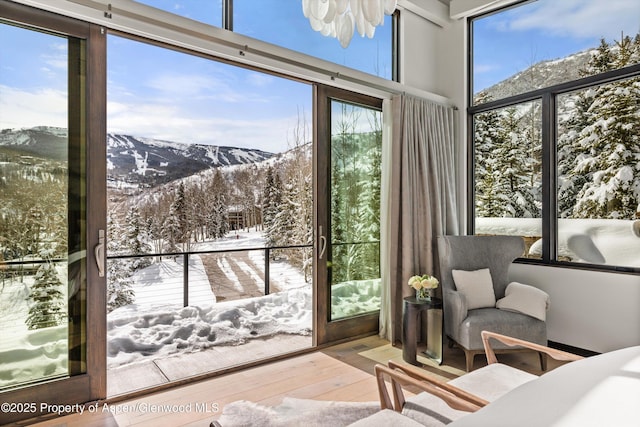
xmin=105 ymin=33 xmax=314 ymax=396
xmin=329 ymin=100 xmax=382 ymax=320
xmin=0 ymin=3 xmax=105 ymax=423
xmin=315 ymin=85 xmax=382 ymax=344
xmin=0 ymin=21 xmax=84 ymax=390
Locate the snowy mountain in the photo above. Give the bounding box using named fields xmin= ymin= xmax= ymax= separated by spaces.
xmin=0 ymin=126 xmax=68 ymax=160
xmin=478 ymin=49 xmax=595 ymax=100
xmin=106 ymin=133 xmax=274 ymax=188
xmin=0 ymin=127 xmax=275 ymax=188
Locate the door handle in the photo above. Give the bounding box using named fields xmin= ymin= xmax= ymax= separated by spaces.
xmin=95 ymin=229 xmax=105 ymax=277
xmin=318 ymin=226 xmax=327 ymax=259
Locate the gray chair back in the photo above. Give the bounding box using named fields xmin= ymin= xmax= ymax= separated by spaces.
xmin=437 ymin=235 xmax=525 ymax=299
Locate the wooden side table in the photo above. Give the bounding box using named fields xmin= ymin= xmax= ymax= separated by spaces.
xmin=402 ymin=296 xmax=443 ymax=366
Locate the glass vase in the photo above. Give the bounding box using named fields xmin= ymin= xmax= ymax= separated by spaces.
xmin=416 ymin=287 xmax=432 ymax=302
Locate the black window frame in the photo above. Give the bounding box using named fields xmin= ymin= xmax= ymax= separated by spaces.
xmin=467 ymin=5 xmax=640 ymax=275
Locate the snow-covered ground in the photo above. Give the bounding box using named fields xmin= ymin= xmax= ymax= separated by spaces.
xmin=106 ymin=228 xmax=314 ymax=368
xmin=0 ymin=228 xmax=381 ymax=388
xmin=477 ymin=217 xmax=640 ymax=267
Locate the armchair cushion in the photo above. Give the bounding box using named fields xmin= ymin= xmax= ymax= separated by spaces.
xmin=459 ymin=308 xmax=547 ymax=350
xmin=496 ymin=282 xmax=550 ymax=321
xmin=451 ymin=268 xmax=496 ymax=310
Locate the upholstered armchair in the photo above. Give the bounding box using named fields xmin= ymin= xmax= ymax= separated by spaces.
xmin=437 ymin=235 xmax=548 ymax=371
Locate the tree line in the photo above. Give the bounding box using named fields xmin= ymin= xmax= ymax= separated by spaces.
xmin=475 ymin=33 xmax=640 ymax=221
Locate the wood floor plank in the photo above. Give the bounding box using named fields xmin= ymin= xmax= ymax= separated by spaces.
xmin=23 ymin=335 xmax=479 ymax=427
xmin=312 ymin=377 xmax=380 ymax=402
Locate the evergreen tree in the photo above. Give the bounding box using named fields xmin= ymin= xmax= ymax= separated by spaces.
xmin=272 ymin=181 xmax=298 ymax=248
xmin=561 ymin=35 xmax=640 ymax=219
xmin=262 ymin=167 xmax=283 ymax=249
xmin=361 ymin=130 xmax=382 ymax=278
xmin=557 ymin=87 xmax=595 ymax=217
xmin=106 ymin=210 xmax=135 ymax=312
xmin=210 ymin=169 xmax=229 ymax=239
xmin=473 ymin=93 xmax=506 ymax=217
xmin=162 ymin=209 xmax=182 ymax=253
xmin=492 ymin=107 xmax=540 ymax=218
xmin=26 ymin=250 xmax=66 ymax=329
xmin=169 ymin=182 xmax=191 ymax=251
xmin=124 ymin=206 xmax=152 ymax=270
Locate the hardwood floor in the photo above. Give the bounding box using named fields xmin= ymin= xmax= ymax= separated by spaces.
xmin=15 ymin=334 xmax=557 ymax=427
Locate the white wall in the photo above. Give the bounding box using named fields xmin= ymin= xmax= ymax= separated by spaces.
xmin=510 ymin=264 xmax=640 ymax=353
xmin=400 ymin=10 xmax=444 ymax=96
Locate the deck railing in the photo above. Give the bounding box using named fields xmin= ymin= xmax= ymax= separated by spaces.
xmin=107 ymin=244 xmax=313 ymax=307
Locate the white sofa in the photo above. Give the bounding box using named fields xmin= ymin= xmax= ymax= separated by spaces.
xmin=363 ymin=332 xmax=640 ymax=426
xmin=448 ymin=344 xmax=640 ymax=427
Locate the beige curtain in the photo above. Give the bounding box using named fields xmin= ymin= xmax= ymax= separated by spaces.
xmin=380 ymin=94 xmax=459 ymax=343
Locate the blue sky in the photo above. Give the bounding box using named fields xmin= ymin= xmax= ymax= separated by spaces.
xmin=473 ymin=0 xmax=640 ymax=92
xmin=0 ymin=0 xmax=391 ymax=153
xmin=1 ymin=0 xmax=638 ymax=152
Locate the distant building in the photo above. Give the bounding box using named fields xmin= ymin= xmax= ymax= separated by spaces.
xmin=228 ymin=204 xmax=262 ymax=231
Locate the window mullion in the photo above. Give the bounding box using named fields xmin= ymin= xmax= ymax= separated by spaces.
xmin=223 ymin=0 xmax=233 ymax=31
xmin=541 ymin=93 xmax=555 ymax=263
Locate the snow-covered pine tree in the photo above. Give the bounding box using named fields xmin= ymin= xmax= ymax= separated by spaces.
xmin=106 ymin=210 xmax=135 ymax=312
xmin=356 ymin=127 xmax=382 ymax=281
xmin=262 ymin=166 xmax=282 ymax=250
xmin=474 ymin=92 xmax=507 ymax=217
xmin=300 ymin=175 xmax=314 ymax=281
xmin=330 ymin=104 xmax=372 ymax=282
xmin=202 ymin=177 xmax=219 ymax=240
xmin=124 ymin=205 xmax=152 ymax=270
xmin=567 ymin=34 xmax=640 ymax=219
xmin=272 ymin=180 xmax=297 ymax=247
xmin=145 ymin=213 xmax=163 ymax=258
xmin=330 ymin=138 xmax=349 ymax=283
xmin=493 ymin=106 xmax=540 ymax=217
xmin=187 ymin=182 xmax=206 ymax=242
xmin=210 ymin=169 xmax=229 ymax=239
xmin=169 ymin=182 xmax=191 ymax=251
xmin=161 ymin=208 xmax=182 ymax=253
xmin=26 ymin=249 xmax=66 ymax=329
xmin=280 ymin=112 xmax=314 ymax=279
xmin=557 ymin=84 xmax=595 ymax=218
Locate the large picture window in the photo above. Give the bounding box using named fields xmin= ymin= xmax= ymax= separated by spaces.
xmin=105 ymin=33 xmax=314 ymax=396
xmin=470 ymin=0 xmax=640 ymax=271
xmin=135 ymin=0 xmax=396 ymax=80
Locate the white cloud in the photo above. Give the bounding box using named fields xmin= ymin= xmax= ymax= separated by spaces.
xmin=475 ymin=63 xmax=500 ymax=74
xmin=0 ymin=85 xmax=66 ymax=129
xmin=0 ymin=84 xmax=299 ymax=153
xmin=507 ymin=0 xmax=640 ymax=41
xmin=246 ymin=73 xmax=275 ymax=87
xmin=107 ymin=100 xmax=300 ymax=153
xmin=146 ymin=73 xmax=221 ymax=97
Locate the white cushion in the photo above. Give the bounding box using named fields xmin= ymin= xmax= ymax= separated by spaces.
xmin=348 ymin=409 xmax=425 ymax=426
xmin=496 ymin=282 xmax=549 ymax=321
xmin=451 ymin=268 xmax=496 ymax=309
xmin=402 ymin=392 xmax=472 ymax=426
xmin=448 ymin=363 xmax=538 ymax=402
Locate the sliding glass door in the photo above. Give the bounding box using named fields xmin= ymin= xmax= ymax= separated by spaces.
xmin=316 ymin=86 xmax=382 ymax=343
xmin=0 ymin=3 xmax=106 ymax=424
